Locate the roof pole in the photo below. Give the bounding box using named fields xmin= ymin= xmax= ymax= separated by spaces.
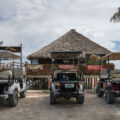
xmin=20 ymin=44 xmax=23 ymax=77
xmin=78 ymin=55 xmax=79 ymax=72
xmin=99 ymin=59 xmax=101 ymax=86
xmin=0 ymin=41 xmax=3 ymax=68
xmin=52 ymin=55 xmax=53 ymax=79
xmin=108 ymin=56 xmax=110 ymax=81
xmin=13 ymin=55 xmax=15 ymax=79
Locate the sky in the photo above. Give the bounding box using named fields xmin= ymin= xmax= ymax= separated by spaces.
xmin=0 ymin=0 xmax=120 ymax=67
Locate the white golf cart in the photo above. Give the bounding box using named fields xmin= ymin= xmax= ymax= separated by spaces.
xmin=0 ymin=49 xmax=27 ymax=107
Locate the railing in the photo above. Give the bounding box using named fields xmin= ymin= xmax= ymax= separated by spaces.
xmin=26 ymin=64 xmax=115 ymax=90
xmin=26 ymin=64 xmax=100 ymax=75
xmin=84 ymin=77 xmax=99 ymax=89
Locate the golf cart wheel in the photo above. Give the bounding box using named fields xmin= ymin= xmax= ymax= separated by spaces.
xmin=50 ymin=93 xmax=56 ymax=105
xmin=76 ymin=95 xmax=84 ymax=104
xmin=8 ymin=90 xmax=18 ymax=107
xmin=96 ymin=83 xmax=104 ymax=97
xmin=105 ymin=90 xmax=115 ymax=104
xmin=20 ymin=90 xmax=27 ymax=98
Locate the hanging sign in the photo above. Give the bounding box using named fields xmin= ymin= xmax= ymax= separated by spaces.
xmin=87 ymin=65 xmax=103 ymax=71
xmin=28 ymin=65 xmax=43 ymax=70
xmin=0 ymin=46 xmax=21 ymax=52
xmin=59 ymin=65 xmax=74 ymax=69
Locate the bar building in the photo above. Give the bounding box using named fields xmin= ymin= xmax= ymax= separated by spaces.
xmin=26 ymin=29 xmax=111 ymax=89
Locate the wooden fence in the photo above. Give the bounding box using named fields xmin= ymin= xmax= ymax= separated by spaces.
xmin=84 ymin=76 xmax=99 ymax=89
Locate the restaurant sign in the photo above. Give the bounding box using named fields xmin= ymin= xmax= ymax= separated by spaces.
xmin=28 ymin=65 xmax=43 ymax=70
xmin=0 ymin=46 xmax=21 ymax=52
xmin=59 ymin=65 xmax=74 ymax=69
xmin=87 ymin=65 xmax=103 ymax=71
xmin=87 ymin=54 xmax=105 ymax=65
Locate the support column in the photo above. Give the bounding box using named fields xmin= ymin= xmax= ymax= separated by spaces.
xmin=92 ymin=78 xmax=94 ymax=89
xmin=48 ymin=78 xmax=50 ymax=89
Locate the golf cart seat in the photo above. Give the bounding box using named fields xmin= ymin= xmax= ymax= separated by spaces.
xmin=0 ymin=70 xmax=12 ymax=84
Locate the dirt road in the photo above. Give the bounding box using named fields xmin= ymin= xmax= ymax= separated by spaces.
xmin=0 ymin=90 xmax=120 ymax=120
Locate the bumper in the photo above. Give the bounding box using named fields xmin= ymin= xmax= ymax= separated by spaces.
xmin=54 ymin=92 xmax=84 ymax=98
xmin=0 ymin=94 xmax=8 ymax=100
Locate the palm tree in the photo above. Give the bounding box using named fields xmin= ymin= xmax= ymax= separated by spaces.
xmin=110 ymin=7 xmax=120 ymax=22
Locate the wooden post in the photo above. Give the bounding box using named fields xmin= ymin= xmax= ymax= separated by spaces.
xmin=94 ymin=78 xmax=97 ymax=89
xmin=20 ymin=44 xmax=23 ymax=76
xmin=13 ymin=55 xmax=15 ymax=78
xmin=48 ymin=78 xmax=50 ymax=89
xmin=92 ymin=78 xmax=94 ymax=89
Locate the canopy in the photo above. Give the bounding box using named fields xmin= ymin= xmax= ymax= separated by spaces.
xmin=51 ymin=51 xmax=82 ymax=59
xmin=100 ymin=52 xmax=120 ymax=60
xmin=0 ymin=50 xmax=21 ymax=60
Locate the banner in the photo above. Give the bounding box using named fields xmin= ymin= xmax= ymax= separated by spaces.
xmin=86 ymin=54 xmax=105 ymax=65
xmin=87 ymin=65 xmax=103 ymax=71
xmin=59 ymin=65 xmax=74 ymax=69
xmin=28 ymin=65 xmax=43 ymax=70
xmin=0 ymin=46 xmax=21 ymax=52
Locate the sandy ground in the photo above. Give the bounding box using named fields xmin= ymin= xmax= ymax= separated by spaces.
xmin=0 ymin=90 xmax=120 ymax=120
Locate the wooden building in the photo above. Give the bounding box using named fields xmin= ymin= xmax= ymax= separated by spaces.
xmin=26 ymin=29 xmax=111 ymax=89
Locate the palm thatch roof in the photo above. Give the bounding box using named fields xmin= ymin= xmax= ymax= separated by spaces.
xmin=27 ymin=29 xmax=111 ymax=59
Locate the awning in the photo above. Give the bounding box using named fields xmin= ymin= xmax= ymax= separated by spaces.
xmin=100 ymin=52 xmax=120 ymax=60
xmin=0 ymin=50 xmax=21 ymax=60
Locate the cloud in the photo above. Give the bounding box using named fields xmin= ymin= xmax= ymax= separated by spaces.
xmin=0 ymin=0 xmax=120 ymax=66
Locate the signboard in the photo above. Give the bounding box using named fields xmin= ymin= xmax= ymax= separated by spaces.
xmin=28 ymin=65 xmax=43 ymax=70
xmin=0 ymin=46 xmax=21 ymax=52
xmin=87 ymin=65 xmax=103 ymax=71
xmin=59 ymin=65 xmax=74 ymax=69
xmin=86 ymin=54 xmax=105 ymax=65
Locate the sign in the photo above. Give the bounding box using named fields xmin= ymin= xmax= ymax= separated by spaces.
xmin=59 ymin=65 xmax=74 ymax=69
xmin=86 ymin=54 xmax=105 ymax=65
xmin=0 ymin=46 xmax=21 ymax=52
xmin=87 ymin=65 xmax=103 ymax=71
xmin=28 ymin=65 xmax=43 ymax=70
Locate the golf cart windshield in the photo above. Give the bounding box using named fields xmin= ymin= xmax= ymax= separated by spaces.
xmin=100 ymin=52 xmax=120 ymax=79
xmin=53 ymin=70 xmax=82 ymax=81
xmin=0 ymin=50 xmax=22 ymax=78
xmin=57 ymin=73 xmax=76 ymax=81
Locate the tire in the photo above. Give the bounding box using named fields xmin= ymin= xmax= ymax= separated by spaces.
xmin=50 ymin=93 xmax=56 ymax=105
xmin=20 ymin=90 xmax=27 ymax=98
xmin=8 ymin=90 xmax=18 ymax=107
xmin=105 ymin=90 xmax=115 ymax=104
xmin=76 ymin=95 xmax=84 ymax=104
xmin=96 ymin=83 xmax=104 ymax=97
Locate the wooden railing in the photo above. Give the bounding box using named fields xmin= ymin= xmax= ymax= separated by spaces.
xmin=26 ymin=64 xmax=101 ymax=75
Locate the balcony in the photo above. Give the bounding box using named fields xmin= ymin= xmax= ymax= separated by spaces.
xmin=25 ymin=64 xmax=102 ymax=76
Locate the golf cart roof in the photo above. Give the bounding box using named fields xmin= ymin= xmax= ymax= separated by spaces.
xmin=51 ymin=51 xmax=82 ymax=59
xmin=0 ymin=50 xmax=21 ymax=60
xmin=100 ymin=52 xmax=120 ymax=60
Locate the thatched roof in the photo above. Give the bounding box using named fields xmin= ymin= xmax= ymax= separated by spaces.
xmin=27 ymin=29 xmax=111 ymax=59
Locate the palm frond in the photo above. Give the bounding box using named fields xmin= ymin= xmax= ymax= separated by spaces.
xmin=110 ymin=8 xmax=120 ymax=23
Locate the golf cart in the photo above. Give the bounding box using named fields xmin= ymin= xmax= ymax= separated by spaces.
xmin=96 ymin=52 xmax=120 ymax=104
xmin=0 ymin=46 xmax=27 ymax=107
xmin=50 ymin=51 xmax=85 ymax=104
